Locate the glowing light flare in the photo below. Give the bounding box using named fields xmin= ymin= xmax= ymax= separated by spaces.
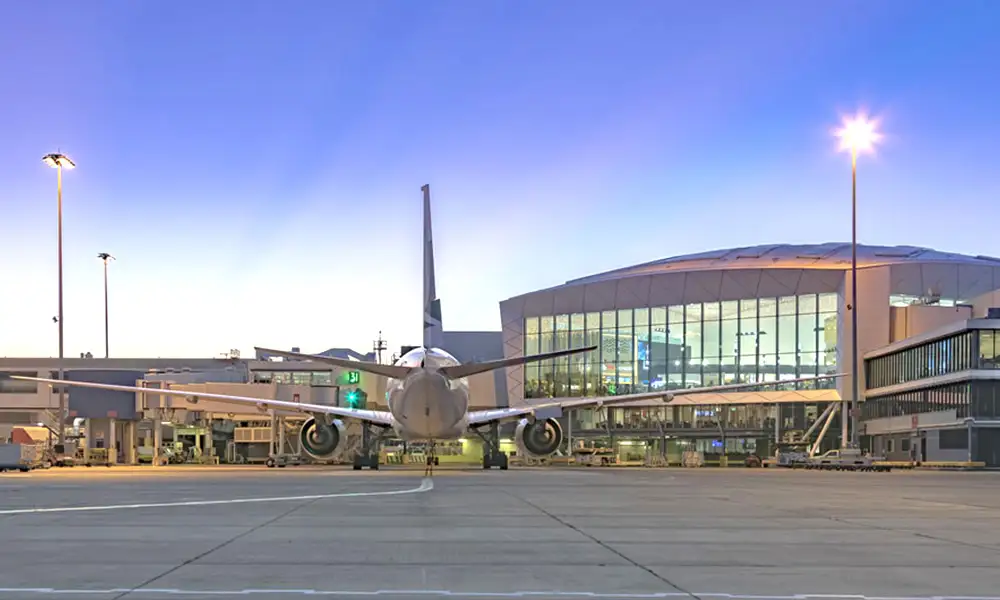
xmin=834 ymin=113 xmax=882 ymax=155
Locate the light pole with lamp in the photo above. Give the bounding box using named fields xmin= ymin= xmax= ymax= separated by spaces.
xmin=98 ymin=253 xmax=115 ymax=358
xmin=834 ymin=113 xmax=881 ymax=448
xmin=42 ymin=152 xmax=76 ymax=448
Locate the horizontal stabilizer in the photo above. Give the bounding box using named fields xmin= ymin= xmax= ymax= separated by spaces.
xmin=255 ymin=347 xmax=412 ymax=380
xmin=437 ymin=345 xmax=597 ymax=380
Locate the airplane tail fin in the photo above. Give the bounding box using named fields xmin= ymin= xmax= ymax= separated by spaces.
xmin=422 ymin=184 xmax=444 ymax=350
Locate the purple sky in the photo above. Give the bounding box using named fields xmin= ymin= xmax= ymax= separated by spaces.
xmin=2 ymin=0 xmax=999 ymax=359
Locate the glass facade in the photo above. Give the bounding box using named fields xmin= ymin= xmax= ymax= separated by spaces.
xmin=864 ymin=329 xmax=1000 ymax=390
xmin=863 ymin=381 xmax=1000 ymax=421
xmin=523 ymin=292 xmax=839 ymax=399
xmin=863 ymin=382 xmax=971 ymax=420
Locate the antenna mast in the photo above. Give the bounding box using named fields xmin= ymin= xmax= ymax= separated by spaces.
xmin=373 ymin=331 xmax=387 ymax=365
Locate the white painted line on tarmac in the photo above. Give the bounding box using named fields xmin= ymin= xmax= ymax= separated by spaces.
xmin=0 ymin=590 xmax=995 ymax=598
xmin=0 ymin=477 xmax=433 ymax=516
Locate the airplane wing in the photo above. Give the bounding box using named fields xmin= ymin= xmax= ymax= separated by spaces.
xmin=466 ymin=373 xmax=846 ymax=427
xmin=9 ymin=376 xmax=395 ymax=427
xmin=437 ymin=345 xmax=597 ymax=380
xmin=255 ymin=346 xmax=412 ymax=380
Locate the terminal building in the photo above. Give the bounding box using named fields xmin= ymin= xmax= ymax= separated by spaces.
xmin=0 ymin=332 xmax=504 ymax=465
xmin=5 ymin=243 xmax=1000 ymax=466
xmin=499 ymin=243 xmax=1000 ymax=465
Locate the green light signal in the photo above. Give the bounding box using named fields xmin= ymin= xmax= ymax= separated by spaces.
xmin=345 ymin=390 xmax=359 ymax=407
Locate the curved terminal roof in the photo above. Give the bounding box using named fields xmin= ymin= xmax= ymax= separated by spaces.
xmin=567 ymin=243 xmax=1000 ymax=286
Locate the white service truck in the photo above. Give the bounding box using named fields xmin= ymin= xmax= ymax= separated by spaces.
xmin=805 ymin=448 xmax=891 ymax=471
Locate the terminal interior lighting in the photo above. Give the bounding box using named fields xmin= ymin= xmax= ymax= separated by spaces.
xmin=42 ymin=153 xmax=76 ymax=169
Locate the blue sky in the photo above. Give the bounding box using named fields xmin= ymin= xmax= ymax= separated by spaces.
xmin=2 ymin=1 xmax=999 ymax=359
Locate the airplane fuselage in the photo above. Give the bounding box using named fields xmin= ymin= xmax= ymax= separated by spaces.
xmin=385 ymin=347 xmax=470 ymax=440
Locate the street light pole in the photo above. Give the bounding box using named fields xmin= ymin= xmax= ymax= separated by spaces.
xmin=834 ymin=113 xmax=880 ymax=450
xmin=850 ymin=149 xmax=860 ymax=448
xmin=43 ymin=152 xmax=76 ymax=448
xmin=98 ymin=253 xmax=115 ymax=358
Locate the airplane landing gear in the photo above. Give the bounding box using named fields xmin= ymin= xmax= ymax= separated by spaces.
xmin=352 ymin=423 xmax=383 ymax=470
xmin=474 ymin=422 xmax=508 ymax=470
xmin=424 ymin=441 xmax=439 ymax=476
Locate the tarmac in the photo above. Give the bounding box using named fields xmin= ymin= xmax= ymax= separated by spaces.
xmin=1 ymin=465 xmax=999 ymax=599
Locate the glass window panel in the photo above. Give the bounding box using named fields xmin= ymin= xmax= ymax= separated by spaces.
xmin=819 ymin=313 xmax=838 ymax=373
xmin=798 ymin=293 xmax=817 ymax=315
xmin=703 ymin=318 xmax=721 ymax=358
xmin=759 ymin=298 xmax=777 ymax=318
xmin=569 ymin=352 xmax=585 ymax=396
xmin=570 ymin=313 xmax=585 ymax=332
xmin=819 ymin=292 xmax=838 ymax=313
xmin=555 ymin=314 xmax=569 ymax=331
xmin=668 ymin=305 xmax=684 ymax=323
xmin=618 ymin=323 xmax=634 ymax=380
xmin=981 ymin=331 xmax=998 ymax=368
xmin=777 ymin=304 xmax=797 ymax=355
xmin=649 ymin=327 xmax=667 ymax=390
xmin=740 ymin=298 xmax=757 ymax=321
xmin=586 ymin=312 xmax=601 ymax=331
xmin=685 ymin=303 xmax=702 ymax=323
xmin=702 ymin=355 xmax=721 ymax=385
xmin=777 ymin=353 xmax=798 ymax=378
xmin=739 ymin=330 xmax=757 ymax=367
xmin=722 ymin=356 xmax=738 ymax=383
xmin=524 ymin=364 xmax=541 ymax=398
xmin=799 ymin=351 xmax=819 ymax=376
xmin=685 ymin=353 xmax=702 ymax=387
xmin=651 ymin=307 xmax=667 ymax=325
xmin=555 ymin=324 xmax=569 ymax=351
xmin=524 ymin=333 xmax=539 ymax=355
xmin=539 ymin=326 xmax=554 ymax=353
xmin=537 ymin=359 xmax=553 ymax=397
xmin=721 ymin=300 xmax=739 ymax=320
xmin=553 ymin=358 xmax=569 ymax=397
xmin=797 ymin=308 xmax=818 ymax=352
xmin=702 ymin=301 xmax=720 ymax=321
xmin=634 ymin=307 xmax=649 ymax=327
xmin=601 ymin=310 xmax=616 ymax=331
xmin=685 ymin=316 xmax=702 ymax=364
xmin=721 ymin=319 xmax=738 ymax=358
xmin=759 ymin=315 xmax=777 ymax=360
xmin=618 ymin=309 xmax=633 ymax=328
xmin=584 ymin=328 xmax=601 ymax=363
xmin=540 ymin=315 xmax=554 ymax=332
xmin=525 ymin=317 xmax=539 ymax=335
xmin=778 ymin=295 xmax=797 ymax=316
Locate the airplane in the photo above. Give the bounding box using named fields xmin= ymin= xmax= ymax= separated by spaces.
xmin=12 ymin=184 xmax=845 ymax=470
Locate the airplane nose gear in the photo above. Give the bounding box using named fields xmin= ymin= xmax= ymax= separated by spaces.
xmin=473 ymin=421 xmax=508 ymax=470
xmin=424 ymin=441 xmax=439 ymax=477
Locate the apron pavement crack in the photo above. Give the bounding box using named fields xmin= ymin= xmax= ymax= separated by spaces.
xmin=110 ymin=496 xmax=324 ymax=600
xmin=504 ymin=490 xmax=701 ymax=599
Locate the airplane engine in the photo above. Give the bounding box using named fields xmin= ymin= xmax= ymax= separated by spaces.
xmin=298 ymin=417 xmax=346 ymax=460
xmin=515 ymin=417 xmax=563 ymax=458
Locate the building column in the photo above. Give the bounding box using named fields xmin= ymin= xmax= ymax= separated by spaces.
xmin=153 ymin=414 xmax=163 ymax=466
xmin=108 ymin=418 xmax=117 ymax=465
